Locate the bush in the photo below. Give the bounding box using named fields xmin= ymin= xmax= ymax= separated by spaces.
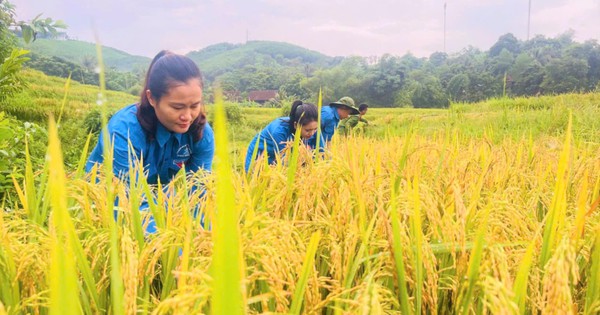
xmin=83 ymin=108 xmax=114 ymax=134
xmin=280 ymin=102 xmax=291 ymax=116
xmin=207 ymin=102 xmax=244 ymax=124
xmin=0 ymin=111 xmax=47 ymax=198
xmin=0 ymin=48 xmax=30 ymax=102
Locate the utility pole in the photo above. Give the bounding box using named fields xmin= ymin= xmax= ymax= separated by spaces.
xmin=246 ymin=29 xmax=249 ymax=43
xmin=527 ymin=0 xmax=531 ymax=40
xmin=444 ymin=2 xmax=447 ymax=53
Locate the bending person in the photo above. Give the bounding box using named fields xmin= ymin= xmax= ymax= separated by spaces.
xmin=85 ymin=50 xmax=214 ymax=233
xmin=245 ymin=100 xmax=323 ymax=172
xmin=338 ymin=102 xmax=369 ymax=135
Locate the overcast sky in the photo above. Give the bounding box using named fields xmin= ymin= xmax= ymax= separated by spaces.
xmin=11 ymin=0 xmax=600 ymax=58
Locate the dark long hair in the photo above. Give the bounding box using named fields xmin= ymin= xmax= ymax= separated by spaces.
xmin=137 ymin=50 xmax=206 ymax=141
xmin=288 ymin=100 xmax=319 ymax=134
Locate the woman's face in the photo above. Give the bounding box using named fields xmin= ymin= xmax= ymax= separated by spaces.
xmin=297 ymin=121 xmax=319 ymax=140
xmin=147 ymin=78 xmax=203 ymax=133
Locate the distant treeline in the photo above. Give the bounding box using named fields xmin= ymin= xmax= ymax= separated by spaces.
xmin=300 ymin=31 xmax=600 ymax=107
xmin=21 ymin=31 xmax=600 ymax=108
xmin=202 ymin=32 xmax=600 ymax=108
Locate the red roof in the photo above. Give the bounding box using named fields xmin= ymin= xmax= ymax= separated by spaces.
xmin=248 ymin=90 xmax=278 ymax=102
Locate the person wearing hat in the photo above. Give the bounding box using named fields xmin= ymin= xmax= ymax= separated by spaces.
xmin=321 ymin=96 xmax=360 ymax=142
xmin=338 ymin=103 xmax=369 ymax=136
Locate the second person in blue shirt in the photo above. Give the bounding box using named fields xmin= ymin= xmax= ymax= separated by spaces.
xmin=320 ymin=96 xmax=360 ymax=142
xmin=245 ymin=100 xmax=324 ymax=172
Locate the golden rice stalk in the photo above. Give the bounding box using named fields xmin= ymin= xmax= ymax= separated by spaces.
xmin=542 ymin=238 xmax=578 ymax=315
xmin=540 ymin=113 xmax=572 ymax=267
xmin=120 ymin=229 xmax=138 ymax=315
xmin=289 ymin=230 xmax=321 ymax=315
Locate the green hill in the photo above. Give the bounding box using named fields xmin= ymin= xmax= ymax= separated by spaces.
xmin=21 ymin=39 xmax=151 ymax=71
xmin=21 ymin=39 xmax=340 ymax=83
xmin=186 ymin=40 xmax=340 ymax=80
xmin=1 ymin=69 xmax=137 ymax=122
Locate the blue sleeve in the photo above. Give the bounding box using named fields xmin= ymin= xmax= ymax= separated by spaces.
xmin=322 ymin=119 xmax=336 ymax=142
xmin=245 ymin=119 xmax=289 ymax=171
xmin=111 ymin=127 xmax=145 ymax=181
xmin=245 ymin=134 xmax=265 ymax=172
xmin=264 ymin=122 xmax=289 ymax=162
xmin=188 ymin=123 xmax=215 ymax=173
xmin=320 ymin=107 xmax=337 ymax=142
xmin=86 ymin=120 xmax=145 ymax=183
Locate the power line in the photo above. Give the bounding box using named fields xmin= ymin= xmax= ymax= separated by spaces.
xmin=527 ymin=0 xmax=532 ymax=40
xmin=444 ymin=2 xmax=447 ymax=53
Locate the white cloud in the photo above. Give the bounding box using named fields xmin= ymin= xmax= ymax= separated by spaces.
xmin=532 ymin=0 xmax=600 ymax=40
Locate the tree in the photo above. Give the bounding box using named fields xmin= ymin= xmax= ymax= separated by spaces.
xmin=447 ymin=74 xmax=470 ymax=102
xmin=509 ymin=53 xmax=544 ymax=96
xmin=429 ymin=51 xmax=448 ymax=67
xmin=566 ymin=40 xmax=600 ymax=90
xmin=487 ymin=48 xmax=514 ymax=76
xmin=489 ymin=33 xmax=521 ymax=57
xmin=541 ymin=57 xmax=588 ymax=94
xmin=366 ymin=54 xmax=407 ymax=106
xmin=0 ymin=48 xmax=29 ymax=101
xmin=409 ymin=70 xmax=449 ymax=108
xmin=1 ymin=1 xmax=66 ymax=100
xmin=279 ymin=73 xmax=311 ymax=100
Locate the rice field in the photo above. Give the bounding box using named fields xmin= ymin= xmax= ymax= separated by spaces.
xmin=1 ymin=91 xmax=600 ymax=314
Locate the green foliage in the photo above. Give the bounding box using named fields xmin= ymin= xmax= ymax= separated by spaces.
xmin=541 ymin=57 xmax=589 ymax=93
xmin=366 ymin=54 xmax=410 ymax=106
xmin=488 ymin=33 xmax=520 ymax=57
xmin=83 ymin=108 xmax=114 ymax=134
xmin=279 ymin=73 xmax=311 ymax=100
xmin=23 ymin=32 xmax=600 ymax=108
xmin=0 ymin=48 xmax=29 ymax=101
xmin=510 ymin=53 xmax=544 ymax=96
xmin=17 ymin=15 xmax=67 ymax=43
xmin=0 ymin=112 xmax=47 ymax=197
xmin=1 ymin=1 xmax=66 ymax=45
xmin=0 ymin=1 xmax=18 ymax=61
xmin=207 ymin=102 xmax=243 ymax=124
xmin=409 ymin=71 xmax=449 ymax=108
xmin=447 ymin=74 xmax=469 ymax=102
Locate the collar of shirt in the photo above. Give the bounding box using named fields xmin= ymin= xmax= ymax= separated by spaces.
xmin=156 ymin=123 xmax=184 ymax=147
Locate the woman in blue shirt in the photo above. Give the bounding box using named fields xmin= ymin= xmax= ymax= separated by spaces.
xmin=244 ymin=100 xmax=322 ymax=172
xmin=86 ymin=50 xmax=214 ymax=232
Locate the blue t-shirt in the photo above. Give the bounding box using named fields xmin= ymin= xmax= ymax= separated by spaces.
xmin=244 ymin=117 xmax=324 ymax=171
xmin=321 ymin=105 xmax=340 ymax=142
xmin=86 ymin=104 xmax=215 ymax=184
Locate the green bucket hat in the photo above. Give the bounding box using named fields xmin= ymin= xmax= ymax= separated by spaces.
xmin=329 ymin=96 xmax=360 ymax=115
